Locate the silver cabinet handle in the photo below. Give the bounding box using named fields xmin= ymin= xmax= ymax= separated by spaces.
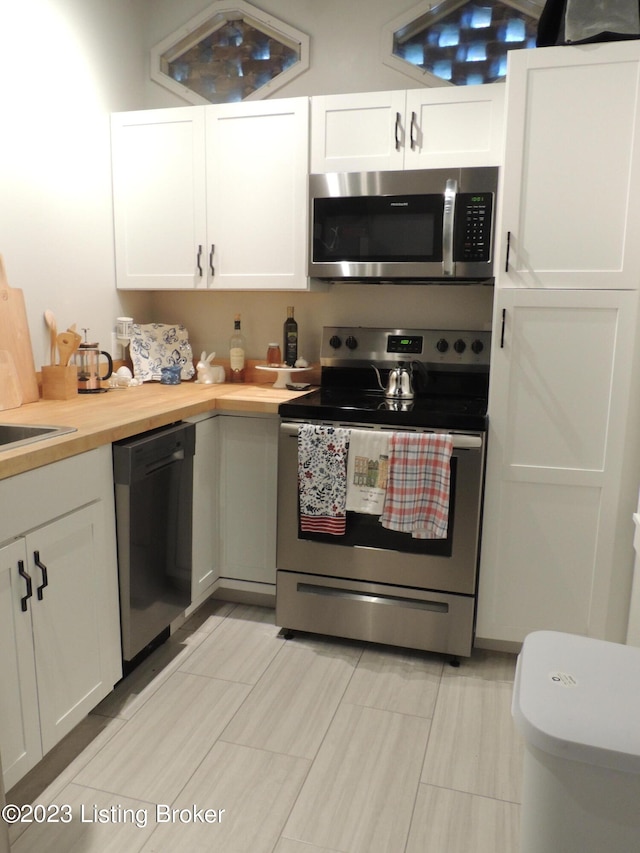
xmin=196 ymin=244 xmax=203 ymax=277
xmin=394 ymin=112 xmax=402 ymax=151
xmin=209 ymin=244 xmax=215 ymax=276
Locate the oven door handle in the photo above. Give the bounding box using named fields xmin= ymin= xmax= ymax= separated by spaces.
xmin=280 ymin=422 xmax=482 ymax=450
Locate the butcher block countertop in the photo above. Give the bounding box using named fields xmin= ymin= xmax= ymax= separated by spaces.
xmin=0 ymin=380 xmax=312 ymax=481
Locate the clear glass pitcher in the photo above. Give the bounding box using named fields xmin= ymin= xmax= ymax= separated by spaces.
xmin=75 ymin=343 xmax=113 ymax=393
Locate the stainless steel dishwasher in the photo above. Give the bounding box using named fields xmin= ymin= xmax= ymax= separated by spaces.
xmin=113 ymin=421 xmax=195 ymax=668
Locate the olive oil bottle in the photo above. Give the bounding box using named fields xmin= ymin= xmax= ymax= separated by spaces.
xmin=283 ymin=306 xmax=298 ymax=367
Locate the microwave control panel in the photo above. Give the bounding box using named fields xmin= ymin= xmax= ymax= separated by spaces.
xmin=454 ymin=193 xmax=493 ymax=263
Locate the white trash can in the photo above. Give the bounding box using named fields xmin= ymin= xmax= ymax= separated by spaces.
xmin=512 ymin=631 xmax=640 ymax=853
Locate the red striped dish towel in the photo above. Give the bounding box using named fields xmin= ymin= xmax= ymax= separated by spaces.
xmin=298 ymin=424 xmax=350 ymax=535
xmin=380 ymin=432 xmax=453 ymax=539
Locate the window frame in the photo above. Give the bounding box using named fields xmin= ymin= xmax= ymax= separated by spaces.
xmin=381 ymin=0 xmax=544 ymax=87
xmin=150 ymin=0 xmax=310 ymax=104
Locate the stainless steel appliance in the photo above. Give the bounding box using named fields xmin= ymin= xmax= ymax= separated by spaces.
xmin=276 ymin=326 xmax=490 ymax=659
xmin=113 ymin=422 xmax=195 ymax=668
xmin=309 ymin=167 xmax=498 ymax=283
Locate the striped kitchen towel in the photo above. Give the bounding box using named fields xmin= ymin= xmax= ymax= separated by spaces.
xmin=380 ymin=432 xmax=453 ymax=539
xmin=298 ymin=424 xmax=350 ymax=535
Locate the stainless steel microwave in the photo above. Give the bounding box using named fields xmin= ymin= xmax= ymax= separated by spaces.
xmin=309 ymin=167 xmax=498 ymax=283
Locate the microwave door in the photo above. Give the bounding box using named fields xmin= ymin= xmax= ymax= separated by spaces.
xmin=311 ymin=194 xmax=444 ymax=279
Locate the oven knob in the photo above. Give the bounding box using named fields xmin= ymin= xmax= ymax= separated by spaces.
xmin=453 ymin=339 xmax=466 ymax=354
xmin=345 ymin=335 xmax=358 ymax=350
xmin=436 ymin=338 xmax=449 ymax=353
xmin=329 ymin=335 xmax=342 ymax=349
xmin=471 ymin=339 xmax=484 ymax=354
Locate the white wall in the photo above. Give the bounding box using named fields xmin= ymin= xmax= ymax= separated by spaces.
xmin=0 ymin=0 xmax=151 ymax=371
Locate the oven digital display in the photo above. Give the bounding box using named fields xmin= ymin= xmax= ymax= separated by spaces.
xmin=387 ymin=335 xmax=423 ymax=355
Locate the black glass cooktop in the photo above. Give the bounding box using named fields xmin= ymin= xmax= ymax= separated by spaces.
xmin=279 ymin=387 xmax=488 ymax=431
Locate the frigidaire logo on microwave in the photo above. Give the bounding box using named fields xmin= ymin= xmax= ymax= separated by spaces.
xmin=309 ymin=167 xmax=498 ymax=283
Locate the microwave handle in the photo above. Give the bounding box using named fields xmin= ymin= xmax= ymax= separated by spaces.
xmin=443 ymin=179 xmax=457 ymax=277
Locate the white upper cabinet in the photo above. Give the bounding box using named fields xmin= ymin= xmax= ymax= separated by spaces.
xmin=498 ymin=42 xmax=640 ymax=289
xmin=206 ymin=98 xmax=308 ymax=290
xmin=310 ymin=84 xmax=505 ymax=173
xmin=111 ymin=108 xmax=208 ymax=290
xmin=111 ymin=98 xmax=310 ymax=290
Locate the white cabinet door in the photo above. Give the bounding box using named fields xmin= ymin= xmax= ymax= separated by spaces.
xmin=403 ymin=84 xmax=505 ymax=169
xmin=111 ymin=108 xmax=208 ymax=290
xmin=0 ymin=448 xmax=122 ymax=791
xmin=310 ymin=85 xmax=504 ymax=173
xmin=499 ymin=42 xmax=640 ymax=289
xmin=0 ymin=540 xmax=41 ymax=790
xmin=219 ymin=415 xmax=278 ymax=584
xmin=206 ymin=98 xmax=309 ymax=290
xmin=28 ymin=504 xmax=111 ymax=754
xmin=191 ymin=416 xmax=219 ymax=601
xmin=477 ymin=289 xmax=637 ymax=646
xmin=310 ymin=90 xmax=407 ymax=172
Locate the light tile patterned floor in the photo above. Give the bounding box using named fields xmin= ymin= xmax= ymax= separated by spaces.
xmin=7 ymin=601 xmax=523 ymax=852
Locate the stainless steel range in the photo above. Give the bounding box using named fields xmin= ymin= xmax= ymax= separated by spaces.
xmin=276 ymin=326 xmax=490 ymax=660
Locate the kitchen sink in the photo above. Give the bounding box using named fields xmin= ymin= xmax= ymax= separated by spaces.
xmin=0 ymin=423 xmax=77 ymax=451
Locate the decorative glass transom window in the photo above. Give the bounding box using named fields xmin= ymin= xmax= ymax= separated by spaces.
xmin=150 ymin=0 xmax=309 ymax=104
xmin=383 ymin=1 xmax=542 ymax=86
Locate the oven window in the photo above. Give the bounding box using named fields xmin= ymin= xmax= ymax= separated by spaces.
xmin=312 ymin=195 xmax=444 ymax=263
xmin=298 ymin=457 xmax=456 ymax=557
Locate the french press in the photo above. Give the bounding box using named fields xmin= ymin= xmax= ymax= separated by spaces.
xmin=75 ymin=331 xmax=113 ymax=393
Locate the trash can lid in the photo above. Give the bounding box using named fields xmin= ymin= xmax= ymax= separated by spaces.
xmin=512 ymin=631 xmax=640 ymax=773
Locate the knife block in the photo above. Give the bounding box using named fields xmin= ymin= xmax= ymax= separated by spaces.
xmin=41 ymin=365 xmax=77 ymax=400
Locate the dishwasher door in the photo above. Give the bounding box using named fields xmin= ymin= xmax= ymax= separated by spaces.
xmin=113 ymin=421 xmax=195 ymax=664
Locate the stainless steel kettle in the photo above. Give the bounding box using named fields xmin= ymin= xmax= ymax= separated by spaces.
xmin=372 ymin=361 xmax=415 ymax=399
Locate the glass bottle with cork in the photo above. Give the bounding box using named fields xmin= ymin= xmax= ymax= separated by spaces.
xmin=229 ymin=314 xmax=246 ymax=382
xmin=283 ymin=306 xmax=298 ymax=367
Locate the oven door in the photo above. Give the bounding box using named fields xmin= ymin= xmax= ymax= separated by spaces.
xmin=276 ymin=422 xmax=485 ymax=595
xmin=275 ymin=421 xmax=486 ymax=657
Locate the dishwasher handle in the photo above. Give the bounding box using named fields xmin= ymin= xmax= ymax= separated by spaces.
xmin=144 ymin=447 xmax=185 ymax=476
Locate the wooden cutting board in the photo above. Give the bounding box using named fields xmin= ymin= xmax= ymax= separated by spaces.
xmin=0 ymin=254 xmax=39 ymax=404
xmin=0 ymin=350 xmax=23 ymax=410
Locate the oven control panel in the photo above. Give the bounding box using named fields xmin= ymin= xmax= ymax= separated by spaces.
xmin=322 ymin=327 xmax=491 ymax=369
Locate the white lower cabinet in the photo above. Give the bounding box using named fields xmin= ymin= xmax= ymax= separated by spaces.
xmin=218 ymin=414 xmax=278 ymax=587
xmin=477 ymin=289 xmax=639 ymax=647
xmin=190 ymin=414 xmax=219 ymax=603
xmin=0 ymin=449 xmax=121 ymax=791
